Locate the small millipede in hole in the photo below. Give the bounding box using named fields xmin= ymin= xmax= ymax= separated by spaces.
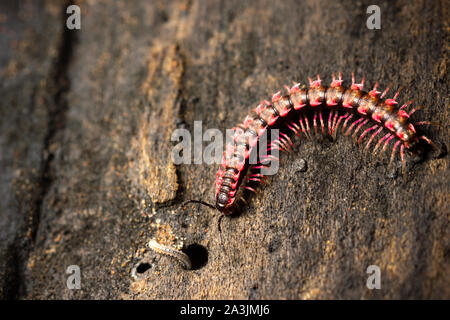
xmin=183 ymin=72 xmax=442 ymax=221
xmin=148 ymin=239 xmax=192 ymax=270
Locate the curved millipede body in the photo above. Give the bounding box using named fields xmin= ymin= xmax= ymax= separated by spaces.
xmin=148 ymin=239 xmax=192 ymax=270
xmin=213 ymin=73 xmax=439 ymax=215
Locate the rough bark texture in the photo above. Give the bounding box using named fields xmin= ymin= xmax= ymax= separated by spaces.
xmin=0 ymin=0 xmax=448 ymax=299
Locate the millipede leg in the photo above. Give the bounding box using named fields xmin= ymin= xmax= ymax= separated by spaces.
xmin=345 ymin=118 xmax=364 ymax=136
xmin=408 ymin=108 xmax=418 ymax=117
xmin=358 ymin=125 xmax=378 ymax=145
xmin=280 ymin=137 xmax=291 ymax=152
xmin=342 ymin=114 xmax=354 ymax=132
xmin=373 ymin=133 xmax=391 ymax=155
xmin=399 ymin=100 xmax=413 ymax=111
xmin=253 ymin=163 xmax=269 ymax=170
xmin=352 ymin=119 xmax=369 ymax=139
xmin=268 ymin=140 xmax=287 ymax=153
xmin=248 ymin=177 xmax=266 ymax=184
xmin=288 ymin=121 xmax=302 ymax=137
xmin=414 ymin=121 xmax=432 ymax=126
xmin=275 ymin=138 xmax=290 ymax=152
xmin=249 ymin=172 xmax=268 ymax=184
xmin=304 ymin=115 xmax=311 ymax=138
xmin=319 ymin=111 xmax=325 ymax=135
xmin=389 ymin=140 xmax=401 ymax=171
xmin=299 ymin=118 xmax=310 ymax=140
xmin=272 ymin=135 xmax=291 ymax=153
xmin=400 ymin=144 xmax=406 ymax=181
xmin=333 ymin=113 xmax=349 ymax=139
xmin=364 ymin=126 xmax=383 ymax=151
xmin=380 ymin=135 xmax=395 ymax=159
xmin=261 ymin=154 xmax=279 ymax=162
xmin=250 ymin=173 xmax=267 ymax=179
xmin=331 ymin=111 xmax=339 ymax=136
xmin=420 ymin=135 xmax=440 ymax=153
xmin=313 ymin=111 xmax=318 ymax=135
xmin=280 ymin=132 xmax=294 ymax=150
xmin=328 ymin=110 xmax=334 ymax=136
xmin=242 ymin=186 xmax=257 ymax=194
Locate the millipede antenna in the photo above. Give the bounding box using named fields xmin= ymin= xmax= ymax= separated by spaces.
xmin=181 ymin=199 xmax=216 ymax=210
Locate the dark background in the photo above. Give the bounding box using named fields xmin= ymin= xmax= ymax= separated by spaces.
xmin=0 ymin=0 xmax=448 ymax=299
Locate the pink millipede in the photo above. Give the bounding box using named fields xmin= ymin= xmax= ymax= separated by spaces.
xmin=183 ymin=72 xmax=441 ymax=219
xmin=148 ymin=239 xmax=192 ymax=270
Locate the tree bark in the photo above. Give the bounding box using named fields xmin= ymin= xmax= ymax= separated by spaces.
xmin=0 ymin=0 xmax=448 ymax=299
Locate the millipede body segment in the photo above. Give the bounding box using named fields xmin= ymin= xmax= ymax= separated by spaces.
xmin=215 ymin=73 xmax=437 ymax=215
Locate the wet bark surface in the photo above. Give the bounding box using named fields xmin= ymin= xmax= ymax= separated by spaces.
xmin=0 ymin=0 xmax=448 ymax=299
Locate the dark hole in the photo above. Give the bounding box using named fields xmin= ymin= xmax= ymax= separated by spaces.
xmin=136 ymin=262 xmax=151 ymax=274
xmin=182 ymin=243 xmax=208 ymax=270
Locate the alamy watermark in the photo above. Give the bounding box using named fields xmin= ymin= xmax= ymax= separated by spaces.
xmin=366 ymin=265 xmax=381 ymax=289
xmin=366 ymin=5 xmax=381 ymax=30
xmin=171 ymin=121 xmax=280 ymax=175
xmin=66 ymin=5 xmax=81 ymax=30
xmin=66 ymin=265 xmax=81 ymax=289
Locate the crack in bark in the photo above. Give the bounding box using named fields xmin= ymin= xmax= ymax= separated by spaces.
xmin=30 ymin=1 xmax=75 ymax=244
xmin=4 ymin=1 xmax=76 ymax=299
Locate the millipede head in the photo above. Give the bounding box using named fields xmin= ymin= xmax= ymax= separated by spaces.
xmin=216 ymin=192 xmax=229 ymax=211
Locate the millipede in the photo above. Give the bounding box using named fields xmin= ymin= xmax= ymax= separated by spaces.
xmin=148 ymin=239 xmax=192 ymax=270
xmin=183 ymin=72 xmax=442 ymax=219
